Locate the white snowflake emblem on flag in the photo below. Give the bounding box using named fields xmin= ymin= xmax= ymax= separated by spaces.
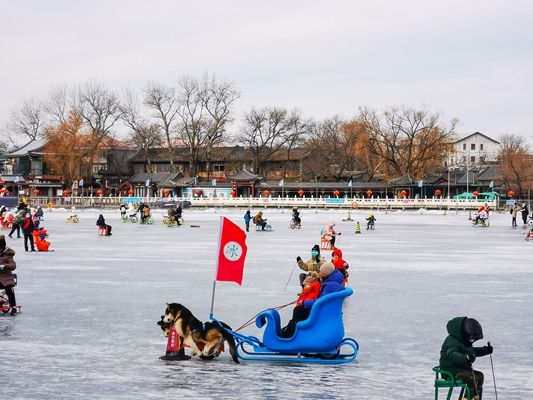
xmin=223 ymin=241 xmax=242 ymax=261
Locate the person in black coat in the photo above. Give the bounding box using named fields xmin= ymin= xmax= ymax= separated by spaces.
xmin=96 ymin=214 xmax=112 ymax=235
xmin=521 ymin=202 xmax=529 ymax=226
xmin=0 ymin=234 xmax=6 ymax=254
xmin=21 ymin=213 xmax=36 ymax=252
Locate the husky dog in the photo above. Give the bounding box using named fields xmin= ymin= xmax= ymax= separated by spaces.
xmin=157 ymin=315 xmax=172 ymax=336
xmin=162 ymin=303 xmax=239 ymax=364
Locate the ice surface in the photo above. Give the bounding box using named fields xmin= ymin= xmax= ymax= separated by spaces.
xmin=1 ymin=207 xmax=532 ymax=399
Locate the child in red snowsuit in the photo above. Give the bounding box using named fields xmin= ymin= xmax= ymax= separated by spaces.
xmin=296 ymin=271 xmax=321 ymax=307
xmin=331 ymin=248 xmax=349 ymax=282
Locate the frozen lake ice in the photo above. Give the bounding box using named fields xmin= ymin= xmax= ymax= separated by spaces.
xmin=1 ymin=206 xmax=532 ymax=399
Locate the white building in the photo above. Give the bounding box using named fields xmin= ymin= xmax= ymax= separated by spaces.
xmin=452 ymin=132 xmax=500 ymax=165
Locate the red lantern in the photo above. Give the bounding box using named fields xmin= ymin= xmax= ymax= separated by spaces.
xmin=162 ymin=188 xmax=171 ymax=196
xmin=193 ymin=189 xmax=202 ymax=196
xmin=0 ymin=188 xmax=6 ymax=193
xmin=127 ymin=189 xmax=134 ymax=196
xmin=366 ymin=190 xmax=373 ymax=197
xmin=473 ymin=191 xmax=479 ymax=197
xmin=333 ymin=190 xmax=340 ymax=197
xmin=63 ymin=189 xmax=71 ymax=196
xmin=262 ymin=190 xmax=270 ymax=197
xmin=298 ymin=189 xmax=305 ymax=197
xmin=508 ymin=191 xmax=515 ymax=198
xmin=96 ymin=189 xmax=104 ymax=197
xmin=32 ymin=189 xmax=40 ymax=196
xmin=400 ymin=190 xmax=407 ymax=198
xmin=230 ymin=190 xmax=236 ymax=197
xmin=434 ymin=189 xmax=442 ymax=197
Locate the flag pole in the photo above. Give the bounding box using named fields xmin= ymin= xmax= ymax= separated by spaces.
xmin=209 ymin=281 xmax=217 ymax=320
xmin=210 ymin=216 xmax=224 ymax=319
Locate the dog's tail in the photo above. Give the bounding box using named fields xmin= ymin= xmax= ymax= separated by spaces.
xmin=219 ymin=325 xmax=240 ymax=364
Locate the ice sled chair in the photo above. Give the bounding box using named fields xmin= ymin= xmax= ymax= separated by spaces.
xmin=0 ymin=273 xmax=21 ymax=313
xmin=232 ymin=287 xmax=358 ymax=363
xmin=255 ymin=223 xmax=272 ymax=231
xmin=319 ymin=229 xmax=332 ymax=250
xmin=432 ymin=367 xmax=472 ymax=400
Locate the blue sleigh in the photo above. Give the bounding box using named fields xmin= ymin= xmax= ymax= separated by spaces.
xmin=216 ymin=288 xmax=359 ymax=364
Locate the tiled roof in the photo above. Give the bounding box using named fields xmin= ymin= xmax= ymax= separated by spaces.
xmin=129 ymin=172 xmax=183 ymax=184
xmin=229 ymin=168 xmax=261 ymax=181
xmin=6 ymin=139 xmax=47 ymax=157
xmin=454 ymin=132 xmax=500 ymax=145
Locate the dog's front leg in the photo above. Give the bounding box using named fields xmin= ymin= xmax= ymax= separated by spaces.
xmin=184 ymin=337 xmax=202 ymax=357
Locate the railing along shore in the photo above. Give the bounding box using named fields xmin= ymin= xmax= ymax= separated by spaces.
xmin=17 ymin=196 xmax=500 ymax=211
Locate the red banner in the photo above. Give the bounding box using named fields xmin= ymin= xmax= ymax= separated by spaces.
xmin=216 ymin=217 xmax=248 ymax=285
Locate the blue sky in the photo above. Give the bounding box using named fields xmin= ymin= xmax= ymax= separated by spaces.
xmin=1 ymin=0 xmax=532 ymax=141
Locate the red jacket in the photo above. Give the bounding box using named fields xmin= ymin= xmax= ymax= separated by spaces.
xmin=296 ymin=281 xmax=321 ymax=306
xmin=331 ymin=248 xmax=349 ymax=272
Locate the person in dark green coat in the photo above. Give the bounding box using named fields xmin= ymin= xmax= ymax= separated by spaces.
xmin=439 ymin=316 xmax=493 ymax=399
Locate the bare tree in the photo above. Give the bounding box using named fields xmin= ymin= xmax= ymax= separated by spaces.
xmin=6 ymin=97 xmax=47 ymax=144
xmin=498 ymin=134 xmax=533 ymax=198
xmin=358 ymin=106 xmax=457 ymax=179
xmin=281 ymin=110 xmax=312 ymax=179
xmin=76 ymin=80 xmax=122 ymax=137
xmin=305 ymin=116 xmax=355 ymax=181
xmin=144 ymin=82 xmax=180 ymax=171
xmin=175 ymin=77 xmax=207 ymax=177
xmin=129 ymin=125 xmax=163 ymax=173
xmin=121 ymin=88 xmax=163 ymax=173
xmin=198 ymin=74 xmax=240 ymax=180
xmin=239 ymin=107 xmax=294 ymax=175
xmin=69 ymin=81 xmax=123 ymax=184
xmin=45 ymin=86 xmax=71 ymax=125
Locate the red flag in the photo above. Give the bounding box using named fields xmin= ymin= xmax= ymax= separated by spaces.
xmin=216 ymin=217 xmax=248 ymax=285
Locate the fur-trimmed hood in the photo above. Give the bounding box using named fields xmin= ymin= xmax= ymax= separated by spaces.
xmin=0 ymin=247 xmax=15 ymax=257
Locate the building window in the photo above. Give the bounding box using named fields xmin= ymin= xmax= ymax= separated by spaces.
xmin=93 ymin=165 xmax=102 ymax=173
xmin=213 ymin=164 xmax=225 ymax=172
xmin=470 ymin=156 xmax=476 ymax=163
xmin=480 ymin=144 xmax=484 ymax=151
xmin=471 ymin=143 xmax=476 ymax=150
xmin=462 ymin=143 xmax=466 ymax=150
xmin=155 ymin=164 xmax=170 ymax=172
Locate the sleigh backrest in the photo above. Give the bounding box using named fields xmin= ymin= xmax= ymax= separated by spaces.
xmin=297 ymin=287 xmax=352 ymax=335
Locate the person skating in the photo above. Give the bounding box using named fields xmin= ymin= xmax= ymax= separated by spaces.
xmin=36 ymin=206 xmax=44 ymax=221
xmin=296 ymin=244 xmax=326 ymax=286
xmin=521 ymin=202 xmax=529 ymax=227
xmin=138 ymin=202 xmax=146 ymax=221
xmin=175 ymin=203 xmax=183 ymax=225
xmin=119 ymin=203 xmax=127 ymax=218
xmin=366 ymin=214 xmax=376 ymax=230
xmin=0 ymin=246 xmax=18 ymax=315
xmin=8 ymin=210 xmax=22 ymax=239
xmin=439 ymin=317 xmax=494 ymax=400
xmin=243 ymin=210 xmax=252 ymax=232
xmin=292 ymin=208 xmax=301 ymax=228
xmin=141 ymin=205 xmax=151 ymax=223
xmin=511 ymin=204 xmax=519 ymax=227
xmin=322 ymin=222 xmax=341 ymax=248
xmin=96 ymin=214 xmax=112 ymax=236
xmin=21 ymin=213 xmax=36 ymax=252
